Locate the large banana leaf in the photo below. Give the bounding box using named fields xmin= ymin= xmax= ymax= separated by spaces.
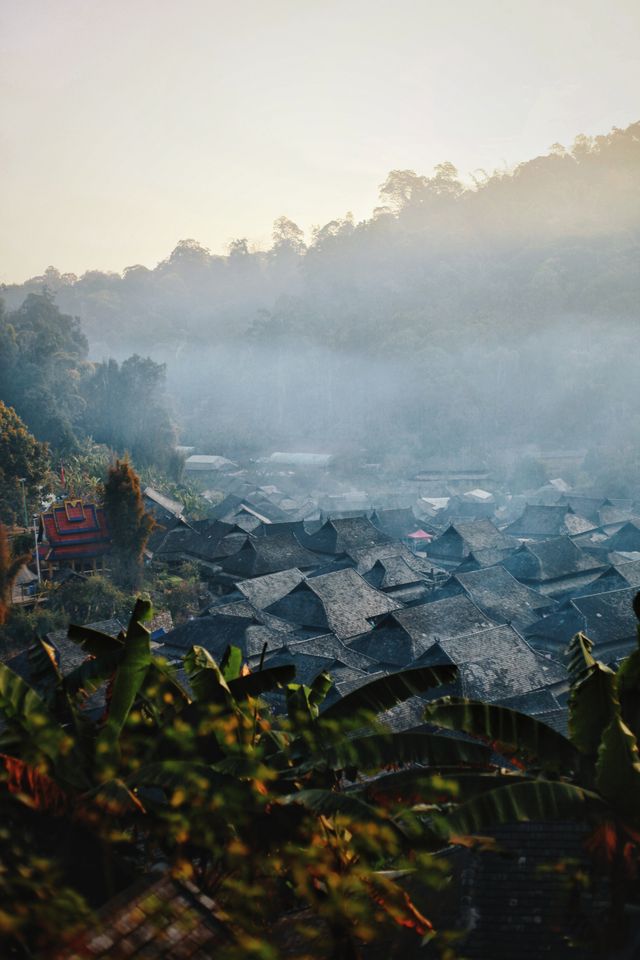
xmin=0 ymin=662 xmax=89 ymax=789
xmin=423 ymin=697 xmax=578 ymax=773
xmin=569 ymin=660 xmax=618 ymax=757
xmin=183 ymin=645 xmax=234 ymax=707
xmin=307 ymin=731 xmax=492 ymax=776
xmin=27 ymin=638 xmax=63 ymax=707
xmin=615 ymin=647 xmax=640 ymax=742
xmin=566 ymin=631 xmax=596 ymax=688
xmin=320 ymin=664 xmax=457 ymax=721
xmin=227 ymin=664 xmax=296 ymax=700
xmin=353 ymin=768 xmax=530 ymax=805
xmin=429 ymin=779 xmax=606 ymax=843
xmin=68 ymin=623 xmax=125 ymax=655
xmin=278 ymin=787 xmax=405 ymax=834
xmin=63 ymin=647 xmax=124 ymax=700
xmin=220 ymin=645 xmax=243 ymax=682
xmin=98 ymin=599 xmax=152 ymax=756
xmin=595 ymin=716 xmax=640 ymax=821
xmin=127 ymin=759 xmax=237 ymax=797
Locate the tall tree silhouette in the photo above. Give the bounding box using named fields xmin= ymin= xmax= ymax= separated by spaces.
xmin=103 ymin=459 xmax=154 ymax=589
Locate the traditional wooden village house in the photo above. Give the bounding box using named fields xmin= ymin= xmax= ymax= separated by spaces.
xmin=38 ymin=498 xmax=112 ymax=575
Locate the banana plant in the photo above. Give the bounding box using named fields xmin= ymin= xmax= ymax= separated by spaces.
xmin=412 ymin=594 xmax=640 ymax=948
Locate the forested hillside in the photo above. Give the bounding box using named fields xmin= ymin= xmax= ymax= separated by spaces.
xmin=2 ymin=122 xmax=640 ymax=476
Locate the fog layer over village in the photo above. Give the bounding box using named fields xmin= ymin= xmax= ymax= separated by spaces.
xmin=3 ymin=122 xmax=640 ymax=486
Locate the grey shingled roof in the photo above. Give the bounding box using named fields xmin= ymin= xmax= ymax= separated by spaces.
xmin=370 ymin=507 xmax=421 ymax=539
xmin=504 ymin=504 xmax=595 ymax=538
xmin=157 ymin=613 xmax=287 ymax=661
xmin=349 ymin=596 xmax=496 ymax=667
xmin=599 ymin=520 xmax=640 ymax=554
xmin=415 ymin=625 xmax=567 ymax=702
xmin=452 ymin=565 xmax=557 ymax=630
xmin=236 ymin=567 xmax=307 ymax=608
xmin=502 ymin=537 xmax=605 ymax=584
xmin=299 ymin=516 xmax=390 ymax=556
xmin=264 ymin=567 xmax=401 ymax=640
xmin=427 ymin=519 xmax=515 ymax=564
xmin=363 ymin=555 xmax=425 ymax=590
xmin=221 ymin=532 xmax=320 ymax=577
xmin=393 ymin=595 xmax=498 ymax=644
xmin=154 ymin=520 xmax=244 ymax=563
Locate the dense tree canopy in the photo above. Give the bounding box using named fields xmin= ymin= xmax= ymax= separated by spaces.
xmin=0 ymin=402 xmax=50 ymax=524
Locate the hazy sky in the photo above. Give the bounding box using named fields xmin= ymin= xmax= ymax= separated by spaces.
xmin=1 ymin=0 xmax=639 ymax=282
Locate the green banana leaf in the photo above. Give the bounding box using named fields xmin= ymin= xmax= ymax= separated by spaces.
xmin=320 ymin=664 xmax=457 ymax=721
xmin=183 ymin=645 xmax=234 ymax=707
xmin=595 ymin=716 xmax=640 ymax=821
xmin=429 ymin=779 xmax=606 ymax=842
xmin=423 ymin=697 xmax=578 ymax=773
xmin=220 ymin=645 xmax=243 ymax=682
xmin=305 ymin=730 xmax=492 ymax=776
xmin=569 ymin=660 xmax=618 ymax=757
xmin=97 ymin=599 xmax=152 ymax=760
xmin=228 ymin=664 xmax=296 ymax=700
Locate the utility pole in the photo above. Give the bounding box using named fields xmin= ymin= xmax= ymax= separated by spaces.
xmin=18 ymin=477 xmax=28 ymax=529
xmin=33 ymin=514 xmax=41 ymax=585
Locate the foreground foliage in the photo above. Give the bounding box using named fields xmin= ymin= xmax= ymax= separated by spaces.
xmin=0 ymin=599 xmax=462 ymax=958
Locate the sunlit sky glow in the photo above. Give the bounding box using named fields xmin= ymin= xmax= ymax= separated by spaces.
xmin=1 ymin=0 xmax=639 ymax=282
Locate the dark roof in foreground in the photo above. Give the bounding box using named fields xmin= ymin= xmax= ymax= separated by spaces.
xmin=502 ymin=536 xmax=605 ymax=585
xmin=451 ymin=565 xmax=557 ymax=629
xmin=504 ymin=504 xmax=595 ymax=538
xmin=264 ymin=567 xmax=401 ymax=640
xmin=54 ymin=872 xmax=229 ymax=959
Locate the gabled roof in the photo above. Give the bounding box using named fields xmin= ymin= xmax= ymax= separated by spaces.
xmin=265 ymin=567 xmax=401 ymax=640
xmin=392 ymin=595 xmax=496 ymax=645
xmin=415 ymin=624 xmax=566 ymax=702
xmin=299 ymin=516 xmax=390 ymax=556
xmin=40 ymin=499 xmax=111 ymax=561
xmin=571 ymin=587 xmax=639 ymax=654
xmin=370 ymin=507 xmax=421 ymax=539
xmin=427 ymin=519 xmax=514 ymax=562
xmin=502 ymin=537 xmax=605 ymax=583
xmin=504 ymin=504 xmax=595 ymax=538
xmin=600 ymin=520 xmax=640 ymax=554
xmin=153 ymin=519 xmax=245 ymax=563
xmin=221 ymin=532 xmax=320 ymax=578
xmin=236 ymin=567 xmax=307 ymax=608
xmin=142 ymin=485 xmax=184 ymax=520
xmin=364 ymin=555 xmax=425 ymax=591
xmin=158 ymin=613 xmax=286 ymax=661
xmin=452 ymin=565 xmax=557 ymax=630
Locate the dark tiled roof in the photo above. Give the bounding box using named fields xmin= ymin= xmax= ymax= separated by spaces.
xmin=504 ymin=504 xmax=595 ymax=538
xmin=236 ymin=568 xmax=307 ymax=608
xmin=299 ymin=516 xmax=390 ymax=556
xmin=221 ymin=532 xmax=320 ymax=577
xmin=600 ymin=520 xmax=640 ymax=554
xmin=393 ymin=595 xmax=497 ymax=644
xmin=55 ymin=872 xmax=229 ymax=959
xmin=264 ymin=568 xmax=401 ymax=640
xmin=363 ymin=555 xmax=424 ymax=590
xmin=454 ymin=821 xmax=607 ymax=959
xmin=452 ymin=565 xmax=557 ymax=630
xmin=427 ymin=519 xmax=515 ymax=563
xmin=502 ymin=537 xmax=605 ymax=584
xmin=154 ymin=521 xmax=243 ymax=563
xmin=419 ymin=625 xmax=567 ymax=702
xmin=157 ymin=613 xmax=286 ymax=661
xmin=571 ymin=587 xmax=639 ymax=653
xmin=370 ymin=507 xmax=421 ymax=539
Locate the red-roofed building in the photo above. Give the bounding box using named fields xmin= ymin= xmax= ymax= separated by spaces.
xmin=39 ymin=499 xmax=112 ymax=573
